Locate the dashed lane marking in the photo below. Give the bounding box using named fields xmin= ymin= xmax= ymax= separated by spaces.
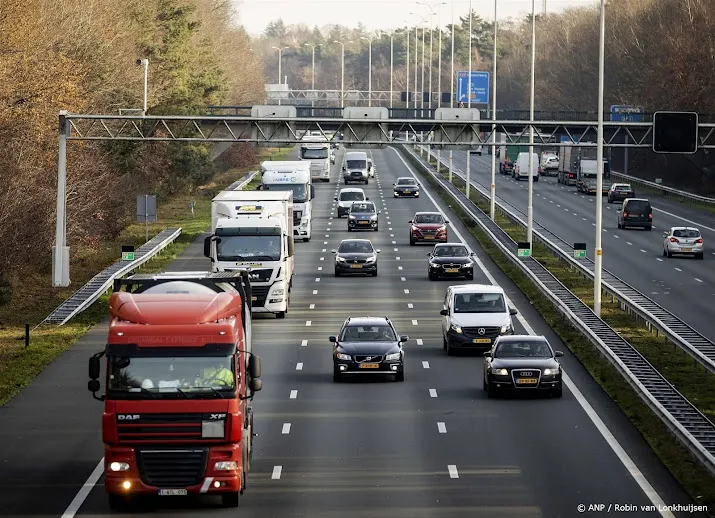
xmin=289 ymin=390 xmax=298 ymax=399
xmin=309 ymin=304 xmax=315 ymax=309
xmin=448 ymin=465 xmax=459 ymax=478
xmin=416 ymin=338 xmax=423 ymax=345
xmin=306 ymin=321 xmax=312 ymax=326
xmin=272 ymin=466 xmax=282 ymax=479
xmin=282 ymin=423 xmax=291 ymax=434
xmin=301 ymin=340 xmax=308 ymax=347
xmin=296 ymin=363 xmax=303 ymax=371
xmin=422 ymin=361 xmax=430 ymax=369
xmin=412 ymin=320 xmax=418 ymax=325
xmin=407 ymin=303 xmax=413 ymax=308
xmin=437 ymin=422 xmax=447 ymax=434
xmin=429 ymin=389 xmax=438 ymax=398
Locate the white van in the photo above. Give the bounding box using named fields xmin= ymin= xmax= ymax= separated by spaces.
xmin=440 ymin=284 xmax=518 ymax=356
xmin=335 ymin=187 xmax=368 ymax=218
xmin=343 ymin=151 xmax=369 ymax=184
xmin=514 ymin=152 xmax=539 ymax=182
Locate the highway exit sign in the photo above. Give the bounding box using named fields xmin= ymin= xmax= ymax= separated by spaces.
xmin=517 ymin=242 xmax=531 ymax=257
xmin=121 ymin=245 xmax=135 ymax=261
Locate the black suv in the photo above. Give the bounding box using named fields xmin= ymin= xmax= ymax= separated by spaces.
xmin=617 ymin=198 xmax=652 ymax=230
xmin=393 ymin=177 xmax=420 ymax=197
xmin=330 ymin=317 xmax=408 ymax=382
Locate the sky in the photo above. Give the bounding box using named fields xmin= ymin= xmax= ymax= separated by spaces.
xmin=235 ymin=0 xmax=598 ymax=36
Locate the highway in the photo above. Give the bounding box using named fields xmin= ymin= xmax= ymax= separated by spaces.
xmin=0 ymin=147 xmax=703 ymax=518
xmin=445 ymin=150 xmax=715 ymax=341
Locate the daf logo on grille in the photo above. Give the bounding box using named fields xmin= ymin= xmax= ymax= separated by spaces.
xmin=118 ymin=414 xmax=140 ymax=420
xmin=478 ymin=328 xmax=486 ymax=335
xmin=521 ymin=371 xmax=533 ymax=376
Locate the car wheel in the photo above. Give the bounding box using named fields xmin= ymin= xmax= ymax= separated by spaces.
xmin=697 ymin=253 xmax=704 ymax=260
xmin=607 ymin=197 xmax=612 ymax=203
xmin=276 ymin=311 xmax=286 ymax=319
xmin=334 ymin=269 xmax=340 ymax=277
xmin=374 ymin=226 xmax=378 ymax=232
xmin=663 ymin=248 xmax=667 ymax=257
xmin=617 ymin=221 xmax=622 ymax=229
xmin=446 ymin=341 xmax=454 ymax=356
xmin=303 ymin=237 xmax=310 ymax=242
xmin=347 ymin=227 xmax=352 ymax=232
xmin=486 ymin=381 xmax=494 ymax=398
xmin=428 ymin=271 xmax=436 ymax=281
xmin=483 ymin=375 xmax=488 ymax=392
xmin=409 ymin=238 xmax=415 ymax=246
xmin=333 ymin=366 xmax=341 ymax=382
xmin=108 ymin=494 xmax=131 ymax=511
xmin=372 ymin=268 xmax=377 ymax=277
xmin=395 ymin=369 xmax=405 ymax=382
xmin=466 ymin=273 xmax=474 ymax=280
xmin=552 ymin=385 xmax=563 ymax=398
xmin=666 ymin=249 xmax=672 ymax=258
xmin=646 ymin=225 xmax=652 ymax=231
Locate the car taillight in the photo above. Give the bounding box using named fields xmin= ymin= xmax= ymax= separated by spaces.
xmin=669 ymin=237 xmax=678 ymax=243
xmin=648 ymin=213 xmax=652 ymax=219
xmin=696 ymin=238 xmax=703 ymax=243
xmin=623 ymin=212 xmax=628 ymax=218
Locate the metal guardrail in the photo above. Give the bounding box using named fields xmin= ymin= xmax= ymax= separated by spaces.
xmin=400 ymin=144 xmax=715 ymax=476
xmin=610 ymin=171 xmax=715 ymax=205
xmin=420 ymin=145 xmax=715 ymax=375
xmin=227 ymin=170 xmax=258 ymax=190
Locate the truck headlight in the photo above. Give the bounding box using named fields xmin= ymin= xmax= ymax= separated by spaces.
xmin=493 ymin=368 xmax=508 ymax=376
xmin=543 ymin=367 xmax=560 ymax=376
xmin=450 ymin=324 xmax=462 ymax=334
xmin=336 ymin=352 xmax=351 ymax=360
xmin=385 ymin=352 xmax=401 ymax=361
xmin=270 ymin=288 xmax=285 ymax=296
xmin=214 ymin=461 xmax=238 ymax=471
xmin=109 ymin=462 xmax=130 ymax=472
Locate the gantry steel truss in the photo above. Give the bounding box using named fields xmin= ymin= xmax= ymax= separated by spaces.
xmin=52 ymin=110 xmax=715 ymax=287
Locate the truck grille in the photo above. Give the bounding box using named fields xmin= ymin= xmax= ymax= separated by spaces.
xmin=137 ymin=448 xmax=208 ymax=488
xmin=116 ymin=413 xmax=225 ymax=443
xmin=250 ymin=286 xmax=269 ymax=307
xmin=462 ymin=326 xmax=501 ymax=338
xmin=246 ymin=269 xmax=272 ymax=283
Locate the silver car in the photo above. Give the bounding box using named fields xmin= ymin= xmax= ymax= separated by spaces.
xmin=663 ymin=227 xmax=704 ymax=259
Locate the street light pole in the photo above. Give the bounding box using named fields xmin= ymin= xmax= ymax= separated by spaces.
xmin=406 ymin=28 xmax=410 ymax=110
xmin=527 ymin=0 xmax=536 ymax=248
xmin=390 ymin=32 xmax=394 ymax=109
xmin=490 ymin=0 xmax=497 ymax=220
xmin=450 ymin=0 xmax=455 ymax=183
xmin=138 ymin=59 xmax=149 ymax=116
xmin=332 ymin=40 xmax=345 ymax=108
xmin=594 ymin=0 xmax=606 ymax=316
xmin=360 ymin=37 xmax=373 ymax=107
xmin=304 ymin=43 xmax=317 ymax=90
xmin=466 ymin=0 xmax=473 ymax=199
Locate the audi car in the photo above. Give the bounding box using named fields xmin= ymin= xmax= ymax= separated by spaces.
xmin=427 ymin=243 xmax=476 ymax=280
xmin=333 ymin=239 xmax=380 ymax=276
xmin=607 ymin=183 xmax=635 ymax=203
xmin=409 ymin=212 xmax=449 ymax=245
xmin=393 ymin=177 xmax=420 ymax=197
xmin=330 ymin=316 xmax=407 ymax=382
xmin=483 ymin=335 xmax=564 ymax=398
xmin=347 ymin=201 xmax=380 ymax=232
xmin=335 ymin=188 xmax=368 ymax=218
xmin=663 ymin=226 xmax=704 ymax=259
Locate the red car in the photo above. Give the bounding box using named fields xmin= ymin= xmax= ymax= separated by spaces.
xmin=409 ymin=212 xmax=449 ymax=245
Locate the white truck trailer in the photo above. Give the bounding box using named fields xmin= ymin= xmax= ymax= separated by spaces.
xmin=300 ymin=135 xmax=331 ymax=182
xmin=204 ymin=190 xmax=294 ymax=318
xmin=260 ymin=161 xmax=313 ymax=242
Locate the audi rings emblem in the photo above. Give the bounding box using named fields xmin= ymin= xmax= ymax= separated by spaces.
xmin=522 ymin=371 xmax=533 ymax=376
xmin=478 ymin=328 xmax=485 ymax=335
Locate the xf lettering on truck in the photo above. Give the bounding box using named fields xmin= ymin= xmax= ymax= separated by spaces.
xmin=210 ymin=413 xmax=227 ymax=420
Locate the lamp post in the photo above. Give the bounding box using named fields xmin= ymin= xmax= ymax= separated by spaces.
xmin=466 ymin=0 xmax=473 ymax=199
xmin=137 ymin=59 xmax=149 ymax=116
xmin=418 ymin=1 xmax=447 ymax=109
xmin=271 ymin=46 xmax=288 ymax=84
xmin=527 ymin=1 xmax=536 ymax=248
xmin=489 ymin=0 xmax=497 ymax=220
xmin=360 ymin=36 xmax=373 ymax=107
xmin=332 ymin=40 xmax=346 ymax=108
xmin=449 ymin=0 xmax=455 ymax=183
xmin=303 ymin=43 xmax=319 ymax=90
xmin=594 ymin=0 xmax=606 ymax=317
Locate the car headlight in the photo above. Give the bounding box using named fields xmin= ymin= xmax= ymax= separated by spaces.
xmin=437 ymin=226 xmax=447 ymax=232
xmin=543 ymin=366 xmax=560 ymax=376
xmin=348 ymin=215 xmax=356 ymax=220
xmin=500 ymin=323 xmax=512 ymax=334
xmin=109 ymin=462 xmax=130 ymax=472
xmin=450 ymin=324 xmax=462 ymax=334
xmin=336 ymin=352 xmax=351 ymax=360
xmin=214 ymin=461 xmax=238 ymax=471
xmin=336 ymin=257 xmax=346 ymax=263
xmin=370 ymin=214 xmax=377 ymax=220
xmin=460 ymin=263 xmax=471 ymax=268
xmin=385 ymin=352 xmax=401 ymax=361
xmin=493 ymin=368 xmax=508 ymax=376
xmin=365 ymin=256 xmax=376 ymax=263
xmin=429 ymin=262 xmax=440 ymax=268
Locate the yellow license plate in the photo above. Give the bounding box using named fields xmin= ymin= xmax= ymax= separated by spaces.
xmin=445 ymin=268 xmax=459 ymax=273
xmin=359 ymin=363 xmax=380 ymax=369
xmin=682 ymin=248 xmax=692 ymax=252
xmin=350 ymin=264 xmax=363 ymax=268
xmin=404 ymin=191 xmax=412 ymax=194
xmin=473 ymin=338 xmax=491 ymax=344
xmin=516 ymin=378 xmax=538 ymax=385
xmin=424 ymin=236 xmax=434 ymax=239
xmin=251 ymin=296 xmax=257 ymax=301
xmin=359 ymin=220 xmax=369 ymax=224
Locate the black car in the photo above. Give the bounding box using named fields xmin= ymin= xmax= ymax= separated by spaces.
xmin=427 ymin=243 xmax=476 ymax=280
xmin=607 ymin=183 xmax=636 ymax=203
xmin=393 ymin=177 xmax=420 ymax=197
xmin=617 ymin=198 xmax=652 ymax=230
xmin=330 ymin=316 xmax=408 ymax=382
xmin=483 ymin=335 xmax=564 ymax=398
xmin=333 ymin=239 xmax=380 ymax=276
xmin=347 ymin=201 xmax=380 ymax=232
xmin=499 ymin=159 xmax=514 ymax=175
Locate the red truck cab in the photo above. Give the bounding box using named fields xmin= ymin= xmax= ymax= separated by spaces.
xmin=88 ymin=272 xmax=262 ymax=510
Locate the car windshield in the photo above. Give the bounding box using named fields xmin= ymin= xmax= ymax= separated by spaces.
xmin=338 ymin=241 xmax=373 ymax=253
xmin=453 ymin=292 xmax=506 ymax=313
xmin=673 ymin=229 xmax=700 ymax=238
xmin=216 ymin=235 xmax=281 ymax=261
xmin=434 ymin=246 xmax=468 ymax=257
xmin=397 ymin=178 xmax=417 ymax=185
xmin=340 ymin=191 xmax=364 ymax=201
xmin=340 ymin=324 xmax=396 ymax=341
xmin=350 ymin=203 xmax=375 ymax=213
xmin=495 ymin=341 xmax=552 ymax=358
xmin=346 ymin=159 xmax=367 ymax=169
xmin=108 ymin=354 xmax=236 ymax=398
xmin=262 ymin=183 xmax=307 ymax=203
xmin=301 ymin=147 xmax=329 ymax=159
xmin=414 ymin=214 xmax=443 ymax=224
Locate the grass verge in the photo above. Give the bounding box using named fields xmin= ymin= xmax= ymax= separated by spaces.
xmin=0 ymin=147 xmax=288 ymax=406
xmin=406 ymin=146 xmax=715 ymax=513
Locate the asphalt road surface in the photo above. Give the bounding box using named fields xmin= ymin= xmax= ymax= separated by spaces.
xmin=0 ymin=147 xmax=705 ymax=518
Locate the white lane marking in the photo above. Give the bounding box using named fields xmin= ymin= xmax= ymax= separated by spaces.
xmin=398 ymin=266 xmax=403 ymax=270
xmin=582 ymin=217 xmax=587 ymax=221
xmin=59 ymin=459 xmax=104 ymax=518
xmin=312 ymin=290 xmax=318 ymax=295
xmin=318 ymin=267 xmax=323 ymax=271
xmin=592 ymin=222 xmax=596 ymax=226
xmin=272 ymin=466 xmax=283 ymax=479
xmin=627 ymin=242 xmax=633 ymax=246
xmin=390 ymin=234 xmax=395 ymax=237
xmin=296 ymin=363 xmax=303 ymax=371
xmin=401 ymin=277 xmax=406 ymax=281
xmin=652 ymin=207 xmax=715 ymax=234
xmin=392 ymin=148 xmax=675 ymax=516
xmin=448 ymin=465 xmax=459 ymax=478
xmin=412 ymin=319 xmax=418 ymax=325
xmin=396 ymin=256 xmax=401 ymax=260
xmin=407 ymin=303 xmax=413 ymax=308
xmin=614 ymin=235 xmax=620 ymax=239
xmin=404 ymin=289 xmax=410 ymax=294
xmin=640 ymin=249 xmax=647 ymax=253
xmin=392 ymin=241 xmax=397 ymax=244
xmin=325 ymin=234 xmax=329 ymax=237
xmin=695 ymin=278 xmax=703 ymax=283
xmin=550 ymin=200 xmax=554 ymax=203
xmin=437 ymin=422 xmax=447 ymax=434
xmin=306 ymin=321 xmax=312 ymax=326
xmin=315 ymin=278 xmax=320 ymax=282
xmin=429 ymin=389 xmax=438 ymax=398
xmin=573 ymin=213 xmax=578 ymax=216
xmin=324 ymin=241 xmax=328 ymax=245
xmin=656 ymin=258 xmax=663 ymax=262
xmin=320 ymin=257 xmax=324 ymax=261
xmin=282 ymin=423 xmax=291 ymax=434
xmin=416 ymin=338 xmax=424 ymax=345
xmin=394 ymin=248 xmax=399 ymax=251
xmin=301 ymin=340 xmax=308 ymax=347
xmin=289 ymin=390 xmax=298 ymax=399
xmin=674 ymin=267 xmax=682 ymax=272
xmin=564 ymin=208 xmax=569 ymax=212
xmin=389 ymin=227 xmax=393 ymax=230
xmin=322 ymin=248 xmax=326 ymax=252
xmin=422 ymin=361 xmax=430 ymax=369
xmin=603 ymin=229 xmax=608 ymax=233
xmin=557 ymin=204 xmax=561 ymax=207
xmin=309 ymin=304 xmax=315 ymax=309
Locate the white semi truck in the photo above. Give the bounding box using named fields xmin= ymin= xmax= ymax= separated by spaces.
xmin=260 ymin=161 xmax=314 ymax=242
xmin=300 ymin=135 xmax=331 ymax=182
xmin=204 ymin=190 xmax=294 ymax=319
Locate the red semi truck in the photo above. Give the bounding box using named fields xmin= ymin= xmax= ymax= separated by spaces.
xmin=87 ymin=272 xmax=262 ymax=509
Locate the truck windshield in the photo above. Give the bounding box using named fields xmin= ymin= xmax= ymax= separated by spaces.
xmin=217 ymin=235 xmax=281 ymax=261
xmin=108 ymin=354 xmax=236 ymax=399
xmin=346 ymin=160 xmax=367 ymax=170
xmin=301 ymin=148 xmax=328 ymax=159
xmin=263 ymin=183 xmax=307 ymax=203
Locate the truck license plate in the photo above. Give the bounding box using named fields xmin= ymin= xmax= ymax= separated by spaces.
xmin=251 ymin=296 xmax=257 ymax=301
xmin=158 ymin=489 xmax=188 ymax=496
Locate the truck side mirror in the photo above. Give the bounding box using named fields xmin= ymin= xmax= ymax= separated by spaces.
xmin=203 ymin=236 xmax=212 ymax=258
xmin=250 ymin=378 xmax=263 ymax=392
xmin=310 ymin=185 xmax=315 ymax=200
xmin=440 ymin=309 xmax=449 ymax=316
xmin=88 ymin=379 xmax=100 ymax=393
xmin=89 ymin=356 xmax=101 ymax=380
xmin=329 ymin=335 xmax=337 ymax=342
xmin=249 ymin=355 xmax=262 ymax=378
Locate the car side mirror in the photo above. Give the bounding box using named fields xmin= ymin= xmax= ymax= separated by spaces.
xmin=375 ymin=249 xmax=381 ymax=253
xmin=365 ymin=197 xmax=369 ymax=200
xmin=329 ymin=335 xmax=337 ymax=343
xmin=393 ymin=183 xmax=396 ymax=186
xmin=662 ymin=232 xmax=668 ymax=238
xmin=399 ymin=335 xmax=409 ymax=343
xmin=444 ymin=220 xmax=449 ymax=224
xmin=554 ymin=351 xmax=564 ymax=357
xmin=331 ymin=249 xmax=337 ymax=253
xmin=89 ymin=356 xmax=101 ymax=380
xmin=250 ymin=378 xmax=263 ymax=392
xmin=509 ymin=308 xmax=518 ymax=316
xmin=249 ymin=355 xmax=262 ymax=378
xmin=408 ymin=220 xmax=413 ymax=224
xmin=483 ymin=351 xmax=492 ymax=357
xmin=334 ymin=197 xmax=338 ymax=201
xmin=440 ymin=309 xmax=448 ymax=316
xmin=342 ymin=166 xmax=346 ymax=171
xmin=378 ymin=210 xmax=382 ymax=214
